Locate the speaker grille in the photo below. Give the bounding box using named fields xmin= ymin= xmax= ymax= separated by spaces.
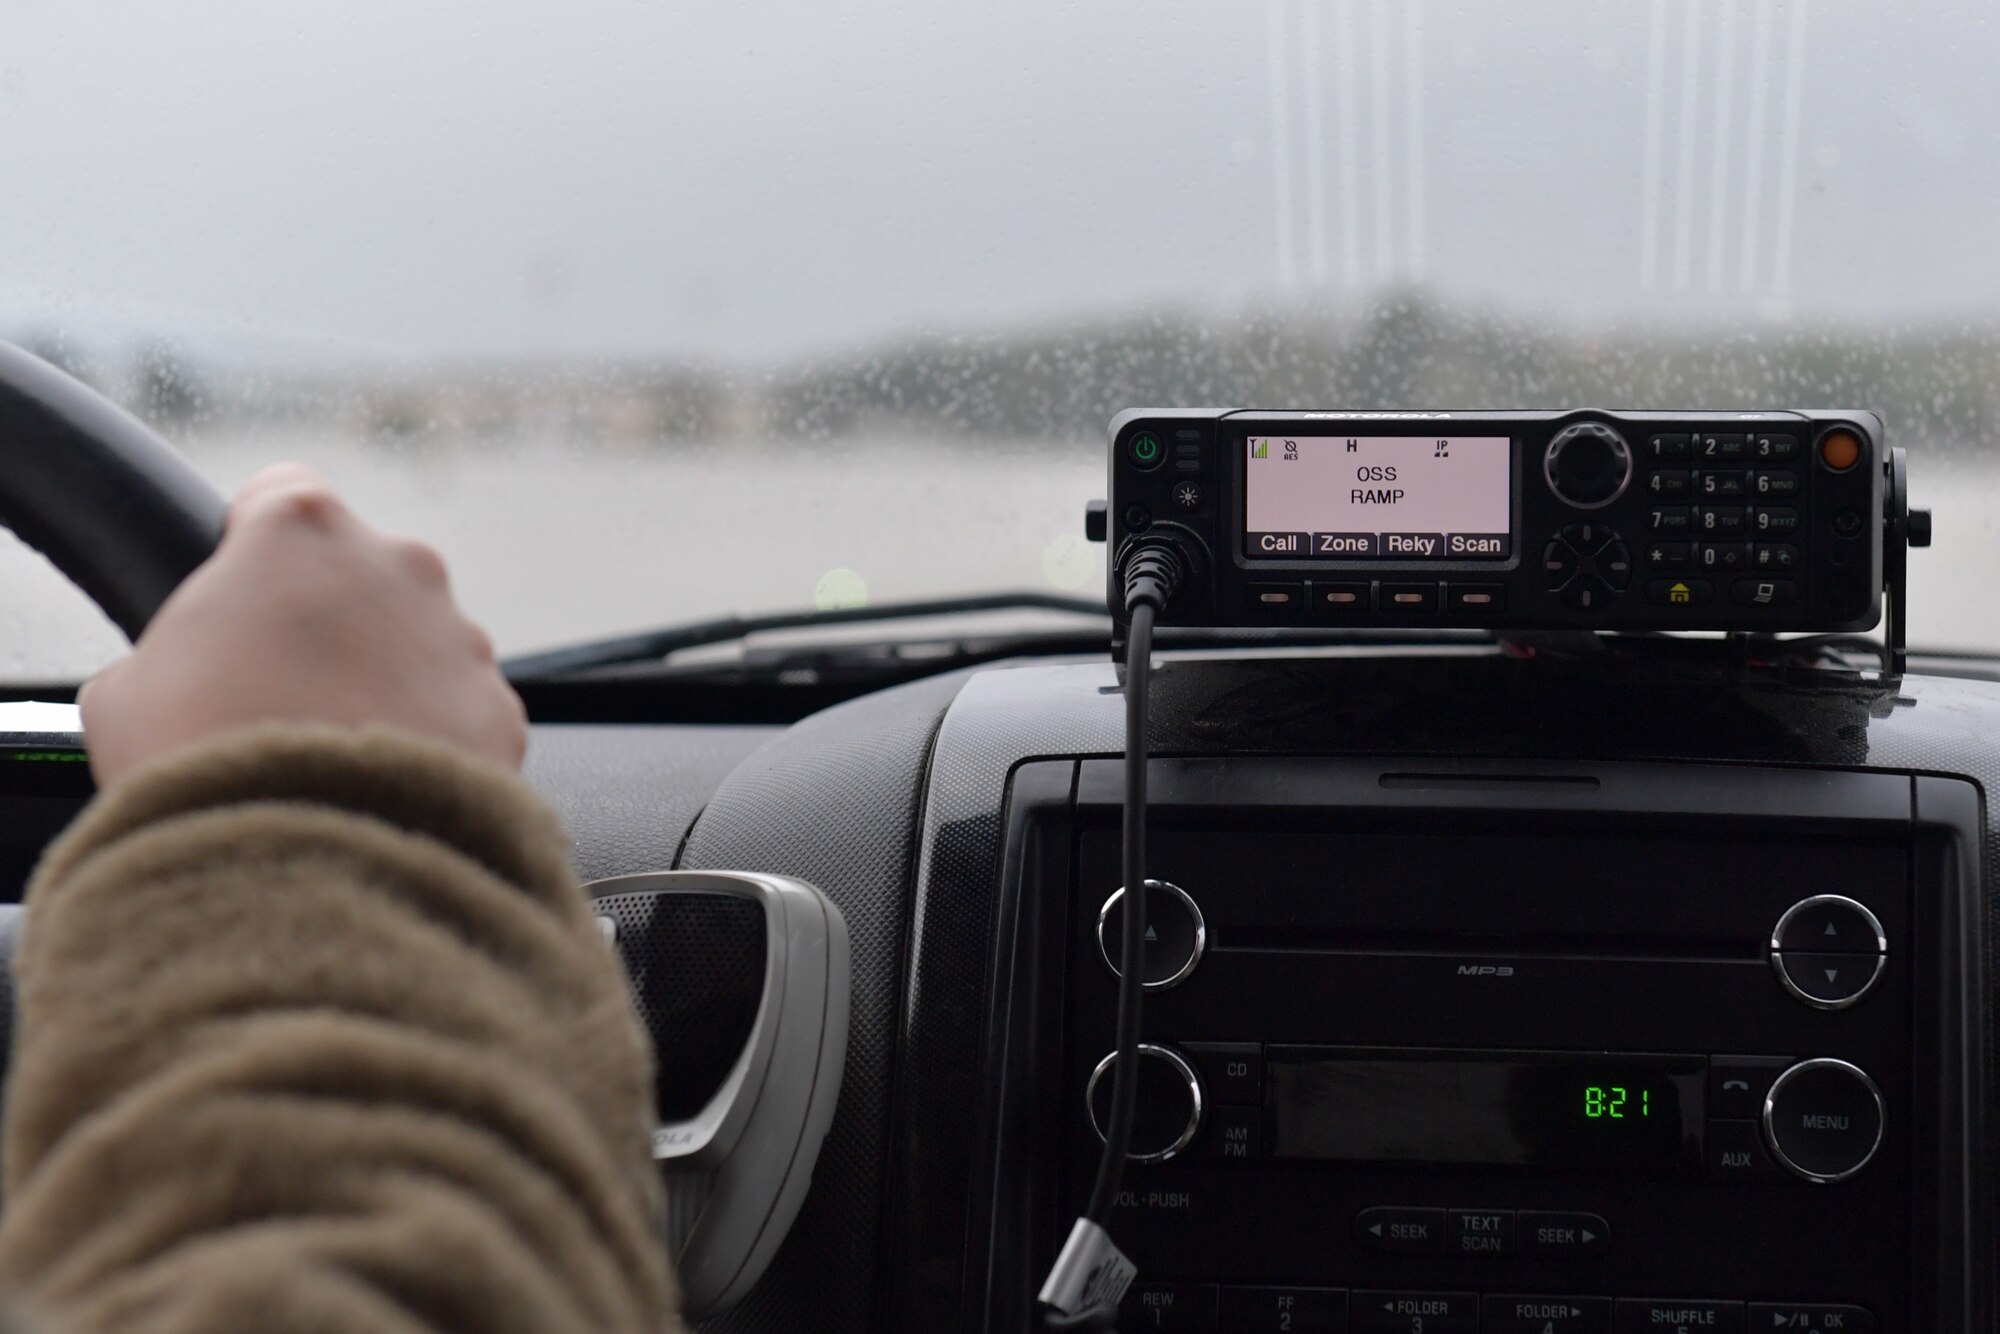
xmin=594 ymin=890 xmax=766 ymax=1121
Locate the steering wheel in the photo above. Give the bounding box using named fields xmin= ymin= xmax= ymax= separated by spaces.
xmin=0 ymin=341 xmax=227 ymax=641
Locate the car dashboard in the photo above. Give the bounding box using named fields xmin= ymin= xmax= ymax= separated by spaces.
xmin=2 ymin=648 xmax=1994 ymax=1333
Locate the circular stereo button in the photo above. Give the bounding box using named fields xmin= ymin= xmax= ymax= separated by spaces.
xmin=1098 ymin=881 xmax=1206 ymax=990
xmin=1771 ymin=894 xmax=1886 ymax=1010
xmin=1087 ymin=1044 xmax=1204 ymax=1163
xmin=1763 ymin=1058 xmax=1885 ymax=1184
xmin=1128 ymin=431 xmax=1165 ymax=470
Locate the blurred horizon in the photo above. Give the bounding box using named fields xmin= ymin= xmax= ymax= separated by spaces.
xmin=10 ymin=289 xmax=2000 ymax=460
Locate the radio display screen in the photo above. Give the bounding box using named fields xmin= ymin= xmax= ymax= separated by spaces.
xmin=1243 ymin=434 xmax=1512 ymax=561
xmin=1267 ymin=1048 xmax=1705 ymax=1174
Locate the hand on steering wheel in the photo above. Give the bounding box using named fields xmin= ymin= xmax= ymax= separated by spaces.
xmin=80 ymin=463 xmax=527 ymax=786
xmin=0 ymin=342 xmax=524 ymax=784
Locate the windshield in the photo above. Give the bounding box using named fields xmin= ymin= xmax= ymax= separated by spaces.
xmin=5 ymin=2 xmax=1997 ymax=680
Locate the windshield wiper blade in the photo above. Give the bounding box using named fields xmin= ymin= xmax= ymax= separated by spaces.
xmin=501 ymin=591 xmax=1109 ymax=681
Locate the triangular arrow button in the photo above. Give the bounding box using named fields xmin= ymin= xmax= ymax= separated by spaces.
xmin=1825 ymin=967 xmax=1841 ymax=982
xmin=1825 ymin=921 xmax=1839 ymax=936
xmin=1144 ymin=926 xmax=1158 ymax=943
xmin=1369 ymin=1224 xmax=1383 ymax=1237
xmin=1580 ymin=1230 xmax=1595 ymax=1244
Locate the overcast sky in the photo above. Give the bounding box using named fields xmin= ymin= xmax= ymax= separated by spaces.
xmin=1 ymin=1 xmax=1994 ymax=364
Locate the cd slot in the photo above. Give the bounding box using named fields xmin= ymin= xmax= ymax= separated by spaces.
xmin=1215 ymin=927 xmax=1761 ymax=961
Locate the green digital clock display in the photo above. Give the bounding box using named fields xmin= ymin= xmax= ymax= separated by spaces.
xmin=1267 ymin=1048 xmax=1707 ymax=1175
xmin=1583 ymin=1085 xmax=1650 ymax=1119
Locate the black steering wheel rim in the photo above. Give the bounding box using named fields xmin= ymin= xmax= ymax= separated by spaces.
xmin=0 ymin=342 xmax=227 ymax=643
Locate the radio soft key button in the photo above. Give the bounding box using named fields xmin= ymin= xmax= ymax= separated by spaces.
xmin=1218 ymin=1287 xmax=1348 ymax=1333
xmin=1447 ymin=1208 xmax=1514 ymax=1257
xmin=1182 ymin=1042 xmax=1260 ymax=1105
xmin=1355 ymin=1206 xmax=1445 ymax=1255
xmin=1351 ymin=1291 xmax=1478 ymax=1333
xmin=1120 ymin=1282 xmax=1218 ymax=1331
xmin=1614 ymin=1299 xmax=1744 ymax=1332
xmin=1482 ymin=1295 xmax=1612 ymax=1332
xmin=1706 ymin=1119 xmax=1779 ymax=1180
xmin=1708 ymin=1057 xmax=1790 ymax=1121
xmin=1199 ymin=1104 xmax=1260 ymax=1161
xmin=1745 ymin=1303 xmax=1877 ymax=1331
xmin=1518 ymin=1211 xmax=1611 ymax=1258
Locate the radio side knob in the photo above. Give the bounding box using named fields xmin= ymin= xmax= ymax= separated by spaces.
xmin=1769 ymin=894 xmax=1887 ymax=1009
xmin=1544 ymin=422 xmax=1634 ymax=509
xmin=1086 ymin=1043 xmax=1204 ymax=1163
xmin=1097 ymin=881 xmax=1206 ymax=990
xmin=1763 ymin=1058 xmax=1885 ymax=1184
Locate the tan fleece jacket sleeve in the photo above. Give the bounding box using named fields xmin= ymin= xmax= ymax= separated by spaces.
xmin=0 ymin=725 xmax=678 ymax=1334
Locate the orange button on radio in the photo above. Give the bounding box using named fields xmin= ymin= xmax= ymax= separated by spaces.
xmin=1819 ymin=428 xmax=1863 ymax=472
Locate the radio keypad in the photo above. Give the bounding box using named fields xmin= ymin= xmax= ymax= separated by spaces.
xmin=1123 ymin=1288 xmax=1869 ymax=1333
xmin=1646 ymin=432 xmax=1694 ymax=461
xmin=1649 ymin=506 xmax=1693 ymax=535
xmin=1643 ymin=428 xmax=1813 ymax=613
xmin=1648 ymin=469 xmax=1691 ymax=499
xmin=1645 ymin=577 xmax=1714 ymax=607
xmin=1729 ymin=578 xmax=1798 ymax=608
xmin=1697 ymin=543 xmax=1750 ymax=573
xmin=1696 ymin=505 xmax=1748 ymax=535
xmin=1754 ymin=506 xmax=1801 ymax=535
xmin=1751 ymin=543 xmax=1799 ymax=571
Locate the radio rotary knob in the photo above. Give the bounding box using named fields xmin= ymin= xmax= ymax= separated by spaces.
xmin=1087 ymin=1044 xmax=1204 ymax=1163
xmin=1544 ymin=421 xmax=1634 ymax=509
